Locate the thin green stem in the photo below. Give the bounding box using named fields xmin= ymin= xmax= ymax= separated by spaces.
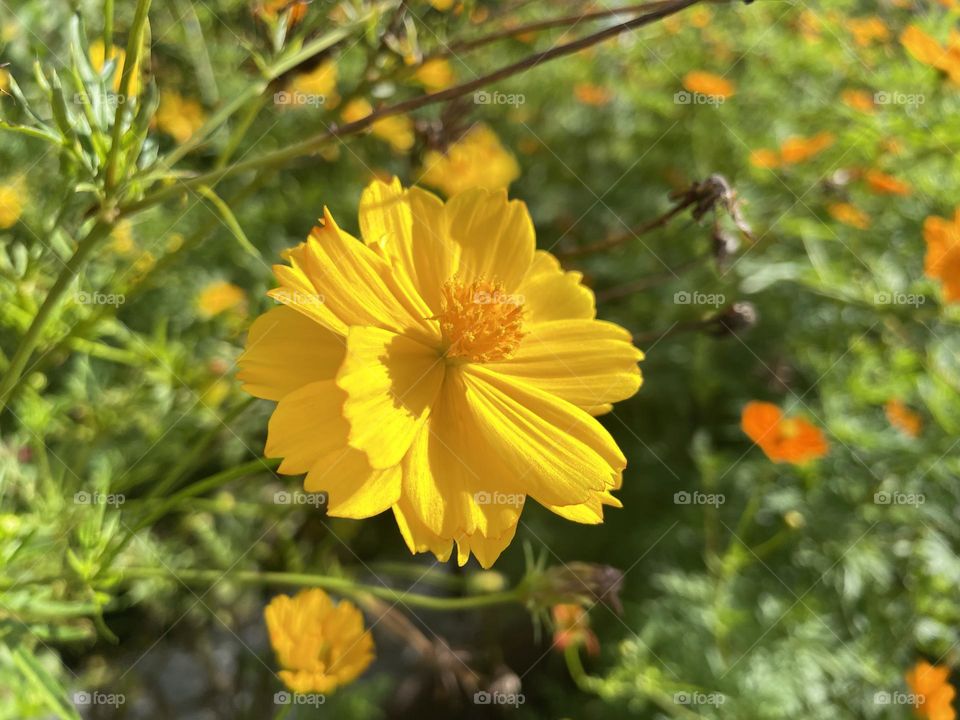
xmin=116 ymin=566 xmax=524 ymax=610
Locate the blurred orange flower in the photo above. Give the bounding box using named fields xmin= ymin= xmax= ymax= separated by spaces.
xmin=749 ymin=148 xmax=781 ymax=170
xmin=780 ymin=132 xmax=835 ymax=164
xmin=574 ymin=82 xmax=613 ymax=106
xmin=846 ymin=17 xmax=890 ymax=47
xmin=255 ymin=0 xmax=309 ymax=25
xmin=864 ymin=169 xmax=911 ymax=196
xmin=901 ymin=25 xmax=960 ymax=83
xmin=682 ymin=71 xmax=736 ymax=99
xmin=828 ymin=202 xmax=871 ymax=230
xmin=552 ymin=604 xmax=599 ymax=656
xmin=841 ymin=89 xmax=876 ymax=114
xmin=741 ymin=401 xmax=829 ymax=464
xmin=923 ymin=208 xmax=960 ymax=303
xmin=885 ymin=399 xmax=922 ymax=438
xmin=905 ymin=661 xmax=956 ymax=720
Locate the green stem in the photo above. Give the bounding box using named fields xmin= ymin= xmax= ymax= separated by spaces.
xmin=0 ymin=221 xmax=113 ymax=413
xmin=103 ymin=0 xmax=114 ymax=56
xmin=104 ymin=0 xmax=152 ymax=192
xmin=116 ymin=566 xmax=523 ymax=610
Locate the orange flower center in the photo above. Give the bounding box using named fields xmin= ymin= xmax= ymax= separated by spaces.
xmin=438 ymin=278 xmax=525 ymax=362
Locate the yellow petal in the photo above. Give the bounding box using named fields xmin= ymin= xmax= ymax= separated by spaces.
xmin=337 ymin=326 xmax=445 ymax=469
xmin=392 ymin=498 xmax=454 ymax=561
xmin=237 ymin=306 xmax=345 ymax=401
xmin=270 ymin=207 xmax=437 ymax=342
xmin=461 ymin=366 xmax=626 ymax=507
xmin=516 ymin=250 xmax=596 ymax=322
xmin=486 ymin=319 xmax=643 ymax=415
xmin=304 ymin=448 xmax=401 ymax=518
xmin=455 ymin=524 xmax=518 ymax=568
xmin=265 ymin=380 xmax=347 ymax=474
xmin=444 ymin=188 xmax=535 ymax=292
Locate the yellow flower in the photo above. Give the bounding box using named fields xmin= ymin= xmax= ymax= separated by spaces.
xmin=238 ymin=178 xmax=643 ymax=567
xmin=846 ymin=16 xmax=890 ymax=47
xmin=111 ymin=220 xmax=136 ymax=254
xmin=682 ymin=71 xmax=736 ymax=99
xmin=265 ymin=589 xmax=374 ymax=694
xmin=0 ymin=179 xmax=25 ymax=229
xmin=749 ymin=148 xmax=781 ymax=170
xmin=89 ymin=40 xmax=140 ymax=95
xmin=341 ymin=98 xmax=415 ymax=152
xmin=905 ymin=660 xmax=956 ymax=720
xmin=286 ymin=60 xmax=339 ymax=107
xmin=901 ymin=25 xmax=960 ymax=83
xmin=198 ymin=281 xmax=247 ymax=318
xmin=0 ymin=67 xmax=9 ymax=94
xmin=574 ymin=83 xmax=613 ymax=106
xmin=418 ymin=124 xmax=520 ymax=197
xmin=154 ymin=91 xmax=207 ymax=144
xmin=779 ymin=131 xmax=834 ymax=164
xmin=413 ymin=58 xmax=455 ymax=91
xmin=428 ymin=0 xmax=455 ymax=10
xmin=828 ymin=202 xmax=871 ymax=230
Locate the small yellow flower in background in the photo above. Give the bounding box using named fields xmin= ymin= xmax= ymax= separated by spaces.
xmin=779 ymin=131 xmax=834 ymax=165
xmin=864 ymin=169 xmax=911 ymax=196
xmin=428 ymin=0 xmax=455 ymax=10
xmin=828 ymin=202 xmax=871 ymax=230
xmin=198 ymin=281 xmax=247 ymax=318
xmin=885 ymin=399 xmax=922 ymax=438
xmin=0 ymin=67 xmax=9 ymax=94
xmin=0 ymin=178 xmax=25 ymax=229
xmin=413 ymin=58 xmax=455 ymax=91
xmin=923 ymin=208 xmax=960 ymax=303
xmin=682 ymin=71 xmax=735 ymax=99
xmin=749 ymin=148 xmax=781 ymax=170
xmin=795 ymin=10 xmax=821 ymax=42
xmin=238 ymin=178 xmax=643 ymax=567
xmin=89 ymin=40 xmax=140 ymax=95
xmin=841 ymin=89 xmax=876 ymax=114
xmin=265 ymin=589 xmax=374 ymax=694
xmin=574 ymin=83 xmax=613 ymax=106
xmin=688 ymin=6 xmax=713 ymax=28
xmin=341 ymin=98 xmax=415 ymax=152
xmin=846 ymin=17 xmax=890 ymax=47
xmin=111 ymin=220 xmax=136 ymax=254
xmin=901 ymin=25 xmax=960 ymax=83
xmin=154 ymin=91 xmax=207 ymax=144
xmin=286 ymin=60 xmax=339 ymax=108
xmin=905 ymin=660 xmax=956 ymax=720
xmin=418 ymin=124 xmax=520 ymax=197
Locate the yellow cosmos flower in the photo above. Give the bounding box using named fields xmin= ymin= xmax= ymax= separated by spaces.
xmin=0 ymin=179 xmax=25 ymax=229
xmin=828 ymin=202 xmax=871 ymax=230
xmin=428 ymin=0 xmax=455 ymax=10
xmin=341 ymin=98 xmax=415 ymax=152
xmin=265 ymin=589 xmax=374 ymax=694
xmin=286 ymin=60 xmax=339 ymax=108
xmin=154 ymin=91 xmax=207 ymax=144
xmin=682 ymin=71 xmax=736 ymax=99
xmin=413 ymin=58 xmax=455 ymax=91
xmin=89 ymin=40 xmax=140 ymax=95
xmin=197 ymin=281 xmax=247 ymax=318
xmin=418 ymin=124 xmax=520 ymax=197
xmin=238 ymin=179 xmax=643 ymax=567
xmin=111 ymin=219 xmax=136 ymax=254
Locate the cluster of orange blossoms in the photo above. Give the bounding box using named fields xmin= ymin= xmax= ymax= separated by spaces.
xmin=906 ymin=661 xmax=956 ymax=720
xmin=740 ymin=402 xmax=829 ymax=464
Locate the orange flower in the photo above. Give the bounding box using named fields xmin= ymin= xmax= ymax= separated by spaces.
xmin=885 ymin=399 xmax=922 ymax=438
xmin=901 ymin=25 xmax=960 ymax=83
xmin=841 ymin=89 xmax=876 ymax=114
xmin=923 ymin=208 xmax=960 ymax=303
xmin=682 ymin=71 xmax=736 ymax=99
xmin=741 ymin=401 xmax=829 ymax=464
xmin=828 ymin=202 xmax=871 ymax=230
xmin=864 ymin=169 xmax=911 ymax=196
xmin=905 ymin=661 xmax=956 ymax=720
xmin=749 ymin=148 xmax=781 ymax=169
xmin=552 ymin=604 xmax=599 ymax=656
xmin=780 ymin=132 xmax=834 ymax=164
xmin=574 ymin=83 xmax=613 ymax=106
xmin=846 ymin=17 xmax=890 ymax=47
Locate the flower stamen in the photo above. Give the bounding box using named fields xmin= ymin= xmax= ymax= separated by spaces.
xmin=438 ymin=278 xmax=525 ymax=362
